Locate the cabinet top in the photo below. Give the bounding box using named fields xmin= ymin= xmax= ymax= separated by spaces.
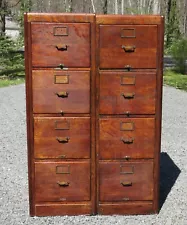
xmin=25 ymin=13 xmax=164 ymax=25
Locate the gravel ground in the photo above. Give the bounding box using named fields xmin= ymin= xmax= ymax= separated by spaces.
xmin=0 ymin=84 xmax=187 ymax=225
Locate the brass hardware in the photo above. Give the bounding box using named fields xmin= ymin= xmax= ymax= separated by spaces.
xmin=120 ymin=165 xmax=134 ymax=174
xmin=56 ymin=137 xmax=70 ymax=143
xmin=121 ymin=137 xmax=134 ymax=144
xmin=120 ymin=122 xmax=134 ymax=131
xmin=56 ymin=91 xmax=69 ymax=98
xmin=122 ymin=45 xmax=136 ymax=52
xmin=55 ymin=120 xmax=70 ymax=130
xmin=54 ymin=75 xmax=69 ymax=84
xmin=124 ymin=111 xmax=130 ymax=116
xmin=121 ymin=28 xmax=136 ymax=38
xmin=121 ymin=75 xmax=136 ymax=85
xmin=57 ymin=181 xmax=70 ymax=187
xmin=59 ymin=155 xmax=66 ymax=158
xmin=60 ymin=110 xmax=64 ymax=115
xmin=59 ymin=64 xmax=65 ymax=69
xmin=56 ymin=44 xmax=68 ymax=51
xmin=124 ymin=65 xmax=131 ymax=71
xmin=121 ymin=93 xmax=135 ymax=99
xmin=56 ymin=165 xmax=70 ymax=174
xmin=53 ymin=26 xmax=69 ymax=36
xmin=121 ymin=182 xmax=132 ymax=187
xmin=124 ymin=156 xmax=130 ymax=160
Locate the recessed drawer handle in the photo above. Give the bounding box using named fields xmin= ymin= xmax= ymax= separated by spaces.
xmin=122 ymin=45 xmax=136 ymax=52
xmin=121 ymin=93 xmax=135 ymax=99
xmin=56 ymin=44 xmax=68 ymax=51
xmin=121 ymin=182 xmax=132 ymax=187
xmin=121 ymin=137 xmax=134 ymax=144
xmin=56 ymin=137 xmax=70 ymax=143
xmin=56 ymin=91 xmax=69 ymax=98
xmin=57 ymin=181 xmax=70 ymax=187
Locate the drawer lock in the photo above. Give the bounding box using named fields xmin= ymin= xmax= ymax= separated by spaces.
xmin=57 ymin=181 xmax=70 ymax=187
xmin=56 ymin=137 xmax=70 ymax=143
xmin=56 ymin=91 xmax=69 ymax=98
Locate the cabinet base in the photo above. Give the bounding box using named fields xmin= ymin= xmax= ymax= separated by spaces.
xmin=34 ymin=203 xmax=92 ymax=216
xmin=98 ymin=202 xmax=155 ymax=215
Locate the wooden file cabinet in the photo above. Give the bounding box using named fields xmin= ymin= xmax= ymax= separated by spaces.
xmin=25 ymin=13 xmax=164 ymax=216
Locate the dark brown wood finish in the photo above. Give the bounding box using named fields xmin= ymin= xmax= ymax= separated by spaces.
xmin=99 ymin=161 xmax=154 ymax=201
xmin=31 ymin=23 xmax=90 ymax=68
xmin=32 ymin=70 xmax=90 ymax=114
xmin=96 ymin=15 xmax=164 ymax=215
xmin=153 ymin=16 xmax=164 ymax=213
xmin=99 ymin=25 xmax=157 ymax=69
xmin=99 ymin=71 xmax=156 ymax=115
xmin=34 ymin=117 xmax=90 ymax=159
xmin=25 ymin=13 xmax=95 ymax=216
xmin=35 ymin=161 xmax=90 ymax=202
xmin=99 ymin=118 xmax=155 ymax=159
xmin=25 ymin=13 xmax=164 ymax=216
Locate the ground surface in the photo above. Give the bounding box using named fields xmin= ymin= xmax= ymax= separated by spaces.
xmin=0 ymin=84 xmax=186 ymax=225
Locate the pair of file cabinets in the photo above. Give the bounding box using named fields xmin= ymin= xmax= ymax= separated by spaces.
xmin=24 ymin=13 xmax=164 ymax=216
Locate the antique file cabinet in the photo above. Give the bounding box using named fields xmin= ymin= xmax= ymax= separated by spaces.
xmin=25 ymin=13 xmax=164 ymax=216
xmin=24 ymin=13 xmax=96 ymax=216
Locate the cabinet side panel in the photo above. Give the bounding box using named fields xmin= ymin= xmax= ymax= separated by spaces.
xmin=153 ymin=16 xmax=164 ymax=213
xmin=90 ymin=15 xmax=97 ymax=215
xmin=24 ymin=13 xmax=35 ymax=216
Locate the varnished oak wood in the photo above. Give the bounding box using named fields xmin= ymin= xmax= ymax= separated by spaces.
xmin=35 ymin=204 xmax=92 ymax=216
xmin=35 ymin=161 xmax=90 ymax=202
xmin=99 ymin=161 xmax=154 ymax=201
xmin=34 ymin=117 xmax=90 ymax=159
xmin=99 ymin=118 xmax=155 ymax=159
xmin=99 ymin=25 xmax=157 ymax=69
xmin=25 ymin=13 xmax=96 ymax=216
xmin=98 ymin=202 xmax=153 ymax=215
xmin=32 ymin=70 xmax=90 ymax=114
xmin=31 ymin=23 xmax=90 ymax=68
xmin=99 ymin=71 xmax=156 ymax=114
xmin=25 ymin=13 xmax=164 ymax=216
xmin=96 ymin=14 xmax=164 ymax=215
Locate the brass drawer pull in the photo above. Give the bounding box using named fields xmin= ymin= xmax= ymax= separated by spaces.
xmin=122 ymin=45 xmax=136 ymax=52
xmin=56 ymin=44 xmax=68 ymax=51
xmin=56 ymin=91 xmax=69 ymax=98
xmin=121 ymin=182 xmax=132 ymax=187
xmin=121 ymin=137 xmax=134 ymax=144
xmin=121 ymin=93 xmax=135 ymax=99
xmin=56 ymin=137 xmax=70 ymax=143
xmin=57 ymin=181 xmax=70 ymax=187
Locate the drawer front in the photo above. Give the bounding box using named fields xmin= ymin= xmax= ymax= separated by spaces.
xmin=35 ymin=162 xmax=90 ymax=202
xmin=99 ymin=71 xmax=156 ymax=115
xmin=99 ymin=161 xmax=153 ymax=201
xmin=99 ymin=25 xmax=157 ymax=69
xmin=99 ymin=118 xmax=155 ymax=159
xmin=34 ymin=117 xmax=90 ymax=159
xmin=32 ymin=70 xmax=90 ymax=113
xmin=31 ymin=23 xmax=90 ymax=68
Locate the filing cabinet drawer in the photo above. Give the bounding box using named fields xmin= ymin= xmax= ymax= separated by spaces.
xmin=32 ymin=70 xmax=90 ymax=113
xmin=99 ymin=25 xmax=157 ymax=69
xmin=31 ymin=23 xmax=90 ymax=68
xmin=99 ymin=71 xmax=156 ymax=115
xmin=99 ymin=118 xmax=155 ymax=159
xmin=99 ymin=161 xmax=153 ymax=201
xmin=35 ymin=161 xmax=90 ymax=202
xmin=34 ymin=117 xmax=90 ymax=159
